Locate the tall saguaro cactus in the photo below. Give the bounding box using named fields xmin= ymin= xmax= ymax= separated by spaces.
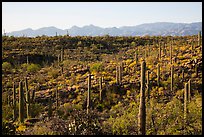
xmin=159 ymin=43 xmax=161 ymax=61
xmin=57 ymin=54 xmax=60 ymax=66
xmin=19 ymin=81 xmax=24 ymax=123
xmin=56 ymin=88 xmax=59 ymax=109
xmin=119 ymin=63 xmax=123 ymax=84
xmin=170 ymin=42 xmax=173 ymax=64
xmin=87 ymin=73 xmax=91 ymax=114
xmin=171 ymin=65 xmax=174 ymax=92
xmin=184 ymin=82 xmax=188 ymax=135
xmin=116 ymin=63 xmax=123 ymax=85
xmin=138 ymin=61 xmax=146 ymax=135
xmin=26 ymin=56 xmax=29 ymax=64
xmin=146 ymin=70 xmax=150 ymax=102
xmin=48 ymin=97 xmax=52 ymax=118
xmin=198 ymin=31 xmax=201 ymax=47
xmin=25 ymin=77 xmax=35 ymax=118
xmin=157 ymin=64 xmax=160 ymax=87
xmin=188 ymin=79 xmax=191 ymax=102
xmin=25 ymin=78 xmax=30 ymax=118
xmin=116 ymin=65 xmax=119 ymax=84
xmin=99 ymin=76 xmax=103 ymax=102
xmin=61 ymin=46 xmax=64 ymax=62
xmin=13 ymin=82 xmax=17 ymax=121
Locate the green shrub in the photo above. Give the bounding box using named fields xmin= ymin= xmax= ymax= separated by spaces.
xmin=90 ymin=62 xmax=103 ymax=73
xmin=103 ymin=101 xmax=139 ymax=135
xmin=27 ymin=64 xmax=40 ymax=73
xmin=2 ymin=62 xmax=12 ymax=72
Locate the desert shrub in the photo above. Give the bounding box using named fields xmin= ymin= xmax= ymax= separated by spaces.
xmin=90 ymin=62 xmax=103 ymax=73
xmin=2 ymin=62 xmax=12 ymax=73
xmin=57 ymin=102 xmax=82 ymax=119
xmin=20 ymin=63 xmax=29 ymax=72
xmin=30 ymin=103 xmax=44 ymax=118
xmin=103 ymin=101 xmax=139 ymax=135
xmin=27 ymin=63 xmax=40 ymax=73
xmin=154 ymin=98 xmax=184 ymax=135
xmin=186 ymin=94 xmax=202 ymax=135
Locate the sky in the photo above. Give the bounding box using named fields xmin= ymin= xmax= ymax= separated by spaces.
xmin=2 ymin=2 xmax=202 ymax=33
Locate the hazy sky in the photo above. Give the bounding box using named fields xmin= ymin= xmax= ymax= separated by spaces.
xmin=2 ymin=2 xmax=202 ymax=33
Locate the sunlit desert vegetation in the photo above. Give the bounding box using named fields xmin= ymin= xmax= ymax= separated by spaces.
xmin=2 ymin=33 xmax=202 ymax=135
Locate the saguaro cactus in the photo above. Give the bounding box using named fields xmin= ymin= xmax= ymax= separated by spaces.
xmin=148 ymin=45 xmax=150 ymax=57
xmin=170 ymin=42 xmax=173 ymax=64
xmin=61 ymin=46 xmax=64 ymax=62
xmin=19 ymin=81 xmax=24 ymax=123
xmin=25 ymin=77 xmax=35 ymax=118
xmin=48 ymin=97 xmax=52 ymax=118
xmin=146 ymin=70 xmax=150 ymax=102
xmin=138 ymin=61 xmax=146 ymax=135
xmin=57 ymin=54 xmax=60 ymax=66
xmin=198 ymin=31 xmax=201 ymax=46
xmin=13 ymin=82 xmax=17 ymax=121
xmin=184 ymin=82 xmax=188 ymax=134
xmin=87 ymin=73 xmax=91 ymax=114
xmin=188 ymin=79 xmax=191 ymax=102
xmin=159 ymin=43 xmax=161 ymax=61
xmin=135 ymin=50 xmax=138 ymax=65
xmin=25 ymin=78 xmax=30 ymax=118
xmin=157 ymin=64 xmax=160 ymax=87
xmin=26 ymin=56 xmax=29 ymax=64
xmin=116 ymin=65 xmax=119 ymax=84
xmin=171 ymin=65 xmax=174 ymax=92
xmin=99 ymin=76 xmax=103 ymax=102
xmin=163 ymin=43 xmax=166 ymax=55
xmin=119 ymin=63 xmax=123 ymax=84
xmin=56 ymin=88 xmax=59 ymax=109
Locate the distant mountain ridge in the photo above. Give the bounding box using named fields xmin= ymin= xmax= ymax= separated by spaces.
xmin=5 ymin=22 xmax=202 ymax=37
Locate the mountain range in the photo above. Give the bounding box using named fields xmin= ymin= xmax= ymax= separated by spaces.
xmin=5 ymin=22 xmax=202 ymax=37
